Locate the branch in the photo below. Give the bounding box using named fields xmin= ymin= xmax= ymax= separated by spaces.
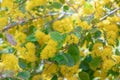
xmin=2 ymin=18 xmax=34 ymax=32
xmin=100 ymin=7 xmax=120 ymax=21
xmin=1 ymin=11 xmax=73 ymax=32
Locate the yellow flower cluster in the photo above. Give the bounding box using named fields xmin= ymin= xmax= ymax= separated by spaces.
xmin=112 ymin=55 xmax=120 ymax=64
xmin=60 ymin=64 xmax=79 ymax=79
xmin=40 ymin=39 xmax=58 ymax=59
xmin=16 ymin=42 xmax=37 ymax=62
xmin=15 ymin=31 xmax=27 ymax=43
xmin=43 ymin=63 xmax=58 ymax=75
xmin=83 ymin=2 xmax=94 ymax=15
xmin=94 ymin=70 xmax=107 ymax=79
xmin=102 ymin=59 xmax=115 ymax=72
xmin=0 ymin=17 xmax=8 ymax=30
xmin=24 ymin=42 xmax=37 ymax=62
xmin=101 ymin=46 xmax=113 ymax=60
xmin=65 ymin=34 xmax=79 ymax=44
xmin=92 ymin=42 xmax=103 ymax=57
xmin=53 ymin=17 xmax=73 ymax=33
xmin=32 ymin=18 xmax=44 ymax=29
xmin=77 ymin=20 xmax=91 ymax=30
xmin=1 ymin=54 xmax=19 ymax=72
xmin=26 ymin=0 xmax=47 ymax=11
xmin=92 ymin=43 xmax=113 ymax=59
xmin=1 ymin=0 xmax=13 ymax=9
xmin=97 ymin=18 xmax=118 ymax=45
xmin=35 ymin=30 xmax=50 ymax=45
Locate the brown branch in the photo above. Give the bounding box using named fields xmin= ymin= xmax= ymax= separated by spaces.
xmin=100 ymin=7 xmax=120 ymax=21
xmin=1 ymin=11 xmax=73 ymax=32
xmin=2 ymin=17 xmax=38 ymax=32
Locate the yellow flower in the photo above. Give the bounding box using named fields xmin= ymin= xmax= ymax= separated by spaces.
xmin=92 ymin=42 xmax=103 ymax=57
xmin=65 ymin=34 xmax=79 ymax=44
xmin=1 ymin=54 xmax=19 ymax=72
xmin=53 ymin=17 xmax=73 ymax=33
xmin=32 ymin=18 xmax=44 ymax=29
xmin=15 ymin=31 xmax=27 ymax=43
xmin=35 ymin=30 xmax=50 ymax=45
xmin=94 ymin=70 xmax=107 ymax=79
xmin=0 ymin=62 xmax=4 ymax=72
xmin=26 ymin=0 xmax=47 ymax=11
xmin=79 ymin=21 xmax=91 ymax=30
xmin=106 ymin=31 xmax=117 ymax=40
xmin=1 ymin=0 xmax=13 ymax=9
xmin=101 ymin=46 xmax=113 ymax=59
xmin=104 ymin=24 xmax=118 ymax=32
xmin=107 ymin=38 xmax=116 ymax=45
xmin=60 ymin=64 xmax=79 ymax=78
xmin=102 ymin=59 xmax=115 ymax=71
xmin=112 ymin=55 xmax=120 ymax=64
xmin=83 ymin=2 xmax=94 ymax=15
xmin=43 ymin=63 xmax=58 ymax=75
xmin=32 ymin=74 xmax=51 ymax=80
xmin=40 ymin=40 xmax=58 ymax=59
xmin=0 ymin=17 xmax=8 ymax=30
xmin=32 ymin=74 xmax=42 ymax=80
xmin=24 ymin=42 xmax=37 ymax=62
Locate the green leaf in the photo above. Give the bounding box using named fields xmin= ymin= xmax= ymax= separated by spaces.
xmin=84 ymin=2 xmax=93 ymax=9
xmin=80 ymin=55 xmax=92 ymax=71
xmin=89 ymin=56 xmax=102 ymax=70
xmin=53 ymin=54 xmax=66 ymax=65
xmin=68 ymin=44 xmax=80 ymax=64
xmin=115 ymin=49 xmax=120 ymax=56
xmin=17 ymin=71 xmax=30 ymax=80
xmin=63 ymin=53 xmax=75 ymax=66
xmin=50 ymin=31 xmax=67 ymax=49
xmin=50 ymin=31 xmax=62 ymax=42
xmin=79 ymin=71 xmax=90 ymax=80
xmin=51 ymin=75 xmax=58 ymax=80
xmin=18 ymin=58 xmax=27 ymax=69
xmin=51 ymin=2 xmax=62 ymax=9
xmin=26 ymin=33 xmax=37 ymax=42
xmin=93 ymin=30 xmax=101 ymax=38
xmin=53 ymin=53 xmax=75 ymax=66
xmin=63 ymin=5 xmax=69 ymax=11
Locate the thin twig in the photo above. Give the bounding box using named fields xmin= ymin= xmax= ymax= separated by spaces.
xmin=100 ymin=7 xmax=120 ymax=21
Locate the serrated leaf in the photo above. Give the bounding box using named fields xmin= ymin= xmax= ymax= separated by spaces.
xmin=17 ymin=71 xmax=30 ymax=79
xmin=68 ymin=44 xmax=80 ymax=64
xmin=79 ymin=71 xmax=90 ymax=80
xmin=89 ymin=56 xmax=102 ymax=70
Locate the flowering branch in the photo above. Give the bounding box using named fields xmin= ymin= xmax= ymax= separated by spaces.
xmin=100 ymin=7 xmax=120 ymax=21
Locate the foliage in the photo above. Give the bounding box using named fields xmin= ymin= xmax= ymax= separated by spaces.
xmin=0 ymin=0 xmax=120 ymax=80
